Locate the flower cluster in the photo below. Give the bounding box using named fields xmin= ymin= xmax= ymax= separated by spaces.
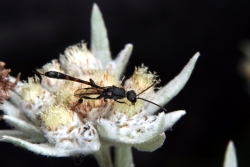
xmin=1 ymin=4 xmax=199 ymax=167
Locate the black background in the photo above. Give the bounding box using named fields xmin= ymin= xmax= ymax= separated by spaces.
xmin=1 ymin=0 xmax=250 ymax=167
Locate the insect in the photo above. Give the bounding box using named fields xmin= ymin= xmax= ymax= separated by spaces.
xmin=34 ymin=71 xmax=167 ymax=111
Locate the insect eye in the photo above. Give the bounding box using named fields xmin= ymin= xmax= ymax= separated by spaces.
xmin=126 ymin=90 xmax=137 ymax=103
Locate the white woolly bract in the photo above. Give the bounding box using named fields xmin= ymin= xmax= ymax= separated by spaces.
xmin=42 ymin=124 xmax=100 ymax=155
xmin=97 ymin=110 xmax=186 ymax=145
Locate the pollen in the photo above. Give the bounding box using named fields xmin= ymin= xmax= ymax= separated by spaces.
xmin=111 ymin=65 xmax=158 ymax=118
xmin=20 ymin=77 xmax=43 ymax=103
xmin=130 ymin=65 xmax=157 ymax=93
xmin=42 ymin=59 xmax=61 ymax=72
xmin=113 ymin=98 xmax=144 ymax=118
xmin=40 ymin=104 xmax=74 ymax=131
xmin=88 ymin=70 xmax=119 ymax=87
xmin=55 ymin=81 xmax=78 ymax=107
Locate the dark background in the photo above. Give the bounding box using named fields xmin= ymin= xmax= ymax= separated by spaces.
xmin=1 ymin=0 xmax=250 ymax=167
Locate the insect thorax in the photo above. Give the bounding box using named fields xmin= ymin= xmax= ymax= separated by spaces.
xmin=102 ymin=86 xmax=126 ymax=100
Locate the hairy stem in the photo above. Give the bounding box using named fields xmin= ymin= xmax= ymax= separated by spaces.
xmin=94 ymin=145 xmax=113 ymax=167
xmin=114 ymin=145 xmax=134 ymax=167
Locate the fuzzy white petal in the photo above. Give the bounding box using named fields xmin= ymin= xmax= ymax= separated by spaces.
xmin=147 ymin=52 xmax=199 ymax=113
xmin=97 ymin=110 xmax=185 ymax=145
xmin=111 ymin=44 xmax=133 ymax=78
xmin=2 ymin=115 xmax=45 ymax=142
xmin=91 ymin=3 xmax=111 ymax=67
xmin=223 ymin=141 xmax=237 ymax=167
xmin=164 ymin=110 xmax=186 ymax=130
xmin=0 ymin=130 xmax=28 ymax=141
xmin=97 ymin=118 xmax=117 ymax=140
xmin=2 ymin=136 xmax=80 ymax=157
xmin=133 ymin=133 xmax=166 ymax=152
xmin=0 ymin=130 xmax=44 ymax=143
xmin=9 ymin=90 xmax=23 ymax=109
xmin=42 ymin=124 xmax=100 ymax=155
xmin=2 ymin=100 xmax=29 ymax=122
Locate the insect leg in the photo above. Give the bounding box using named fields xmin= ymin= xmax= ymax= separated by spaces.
xmin=114 ymin=99 xmax=130 ymax=106
xmin=121 ymin=76 xmax=126 ymax=86
xmin=114 ymin=100 xmax=125 ymax=104
xmin=74 ymin=96 xmax=102 ymax=108
xmin=80 ymin=96 xmax=101 ymax=100
xmin=84 ymin=87 xmax=96 ymax=90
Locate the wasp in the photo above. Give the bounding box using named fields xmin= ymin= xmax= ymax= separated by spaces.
xmin=34 ymin=71 xmax=167 ymax=111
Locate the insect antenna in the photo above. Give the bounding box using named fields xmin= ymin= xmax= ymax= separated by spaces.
xmin=136 ymin=81 xmax=167 ymax=112
xmin=33 ymin=70 xmax=44 ymax=77
xmin=136 ymin=82 xmax=156 ymax=97
xmin=137 ymin=97 xmax=167 ymax=112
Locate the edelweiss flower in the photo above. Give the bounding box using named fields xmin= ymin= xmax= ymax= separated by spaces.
xmin=0 ymin=4 xmax=199 ymax=167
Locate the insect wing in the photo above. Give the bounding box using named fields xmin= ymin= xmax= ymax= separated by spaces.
xmin=74 ymin=88 xmax=102 ymax=98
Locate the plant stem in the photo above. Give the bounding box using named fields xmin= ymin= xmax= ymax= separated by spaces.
xmin=114 ymin=145 xmax=134 ymax=167
xmin=94 ymin=145 xmax=113 ymax=167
